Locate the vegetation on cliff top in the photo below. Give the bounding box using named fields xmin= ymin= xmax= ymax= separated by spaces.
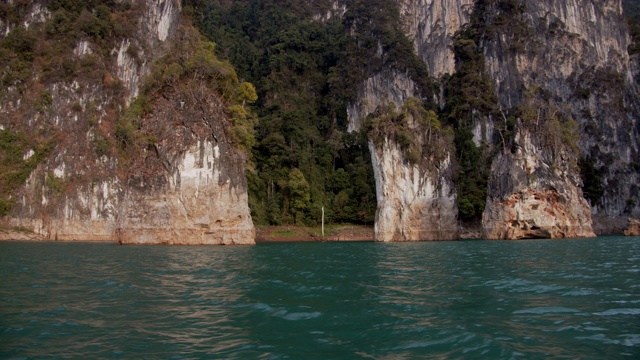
xmin=364 ymin=97 xmax=453 ymax=166
xmin=115 ymin=25 xmax=259 ymax=168
xmin=0 ymin=0 xmax=141 ymax=92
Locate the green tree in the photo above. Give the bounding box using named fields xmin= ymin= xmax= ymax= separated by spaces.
xmin=288 ymin=168 xmax=310 ymax=225
xmin=237 ymin=82 xmax=258 ymax=104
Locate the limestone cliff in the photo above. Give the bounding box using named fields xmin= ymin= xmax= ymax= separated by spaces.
xmin=370 ymin=136 xmax=457 ymax=241
xmin=624 ymin=218 xmax=640 ymax=236
xmin=483 ymin=130 xmax=595 ymax=239
xmin=479 ymin=0 xmax=639 ymax=236
xmin=348 ymin=69 xmax=458 ymax=241
xmin=0 ymin=0 xmax=255 ymax=244
xmin=347 ymin=0 xmax=638 ymax=240
xmin=350 ymin=71 xmax=457 ymax=241
xmin=345 ymin=0 xmax=467 ymax=241
xmin=398 ymin=0 xmax=474 ymax=78
xmin=116 ymin=82 xmax=254 ymax=245
xmin=4 ymin=0 xmax=639 ymax=243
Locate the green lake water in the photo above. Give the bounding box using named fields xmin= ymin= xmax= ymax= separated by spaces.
xmin=1 ymin=237 xmax=639 ymax=359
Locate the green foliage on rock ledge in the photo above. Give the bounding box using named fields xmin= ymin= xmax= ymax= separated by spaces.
xmin=518 ymin=86 xmax=581 ymax=165
xmin=365 ymin=98 xmax=452 ymax=166
xmin=0 ymin=129 xmax=53 ymax=216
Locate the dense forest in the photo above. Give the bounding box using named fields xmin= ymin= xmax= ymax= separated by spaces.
xmin=184 ymin=0 xmax=543 ymax=225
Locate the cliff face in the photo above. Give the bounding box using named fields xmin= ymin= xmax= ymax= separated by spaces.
xmin=348 ymin=0 xmax=638 ymax=240
xmin=347 ymin=0 xmax=473 ymax=241
xmin=0 ymin=0 xmax=255 ymax=244
xmin=116 ymin=82 xmax=254 ymax=245
xmin=370 ymin=136 xmax=457 ymax=241
xmin=398 ymin=0 xmax=474 ymax=78
xmin=483 ymin=130 xmax=595 ymax=239
xmin=480 ymin=0 xmax=639 ymax=236
xmin=4 ymin=0 xmax=638 ymax=243
xmin=348 ymin=68 xmax=458 ymax=241
xmin=484 ymin=0 xmax=631 ymax=108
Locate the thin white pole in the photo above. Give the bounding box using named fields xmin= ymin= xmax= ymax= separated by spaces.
xmin=321 ymin=206 xmax=325 ymax=239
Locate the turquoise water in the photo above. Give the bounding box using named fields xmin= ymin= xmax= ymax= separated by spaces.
xmin=1 ymin=237 xmax=639 ymax=359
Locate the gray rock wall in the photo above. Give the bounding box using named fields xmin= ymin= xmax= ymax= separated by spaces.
xmin=481 ymin=0 xmax=639 ymax=235
xmin=2 ymin=0 xmax=255 ymax=244
xmin=356 ymin=0 xmax=638 ymax=239
xmin=348 ymin=70 xmax=457 ymax=241
xmin=483 ymin=130 xmax=595 ymax=239
xmin=398 ymin=0 xmax=474 ymax=78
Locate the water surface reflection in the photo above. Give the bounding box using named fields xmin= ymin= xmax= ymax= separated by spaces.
xmin=1 ymin=238 xmax=639 ymax=358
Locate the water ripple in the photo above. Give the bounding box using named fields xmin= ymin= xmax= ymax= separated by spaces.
xmin=1 ymin=238 xmax=639 ymax=359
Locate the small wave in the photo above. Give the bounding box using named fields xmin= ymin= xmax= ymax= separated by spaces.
xmin=583 ymin=326 xmax=608 ymax=331
xmin=594 ymin=308 xmax=640 ymax=316
xmin=513 ymin=307 xmax=580 ymax=315
xmin=611 ymin=299 xmax=640 ymax=304
xmin=556 ymin=325 xmax=581 ymax=332
xmin=485 ymin=279 xmax=533 ymax=289
xmin=576 ymin=334 xmax=618 ymax=345
xmin=279 ymin=311 xmax=322 ymax=321
xmin=251 ymin=303 xmax=274 ymax=312
xmin=562 ymin=289 xmax=597 ymax=296
xmin=574 ymin=333 xmax=640 ymax=347
xmin=621 ymin=334 xmax=640 ymax=347
xmin=518 ymin=284 xmax=566 ymax=294
xmin=394 ymin=334 xmax=463 ymax=350
xmin=250 ymin=303 xmax=322 ymax=321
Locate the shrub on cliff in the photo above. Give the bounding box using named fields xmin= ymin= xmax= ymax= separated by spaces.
xmin=0 ymin=129 xmax=52 ymax=216
xmin=364 ymin=97 xmax=452 ymax=166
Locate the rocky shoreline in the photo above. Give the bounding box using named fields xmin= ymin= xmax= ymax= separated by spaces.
xmin=0 ymin=228 xmax=46 ymax=241
xmin=3 ymin=220 xmax=636 ymax=243
xmin=256 ymin=225 xmax=374 ymax=242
